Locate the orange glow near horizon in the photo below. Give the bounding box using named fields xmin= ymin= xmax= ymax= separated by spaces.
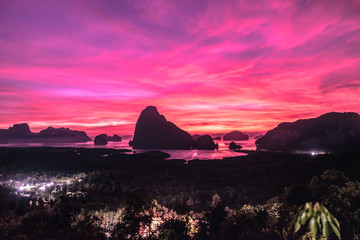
xmin=1 ymin=0 xmax=360 ymax=136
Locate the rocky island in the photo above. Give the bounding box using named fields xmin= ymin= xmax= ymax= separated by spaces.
xmin=94 ymin=134 xmax=108 ymax=145
xmin=130 ymin=106 xmax=195 ymax=149
xmin=229 ymin=141 xmax=242 ymax=150
xmin=0 ymin=123 xmax=91 ymax=143
xmin=223 ymin=130 xmax=249 ymax=141
xmin=195 ymin=135 xmax=218 ymax=150
xmin=256 ymin=112 xmax=360 ymax=152
xmin=93 ymin=134 xmax=122 ymax=145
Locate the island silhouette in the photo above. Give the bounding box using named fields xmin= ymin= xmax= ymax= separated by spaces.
xmin=1 ymin=107 xmax=360 ymax=154
xmin=1 ymin=108 xmax=360 ymax=240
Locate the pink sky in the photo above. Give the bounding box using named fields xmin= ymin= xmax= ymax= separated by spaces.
xmin=1 ymin=0 xmax=360 ymax=136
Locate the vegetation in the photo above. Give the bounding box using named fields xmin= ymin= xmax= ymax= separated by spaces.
xmin=293 ymin=202 xmax=341 ymax=239
xmin=1 ymin=147 xmax=360 ymax=239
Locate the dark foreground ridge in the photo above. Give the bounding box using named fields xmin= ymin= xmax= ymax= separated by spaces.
xmin=256 ymin=112 xmax=360 ymax=152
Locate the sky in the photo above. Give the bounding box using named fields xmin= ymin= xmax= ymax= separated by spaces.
xmin=1 ymin=0 xmax=360 ymax=136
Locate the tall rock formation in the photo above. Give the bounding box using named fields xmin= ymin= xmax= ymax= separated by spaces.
xmin=195 ymin=135 xmax=218 ymax=150
xmin=130 ymin=106 xmax=195 ymax=149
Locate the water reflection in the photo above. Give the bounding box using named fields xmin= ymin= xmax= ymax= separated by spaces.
xmin=134 ymin=139 xmax=257 ymax=160
xmin=0 ymin=136 xmax=258 ymax=160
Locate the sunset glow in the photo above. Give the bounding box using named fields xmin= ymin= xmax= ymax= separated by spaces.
xmin=1 ymin=0 xmax=360 ymax=135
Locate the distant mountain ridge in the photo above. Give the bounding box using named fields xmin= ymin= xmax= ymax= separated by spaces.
xmin=255 ymin=112 xmax=360 ymax=152
xmin=0 ymin=123 xmax=91 ymax=143
xmin=0 ymin=123 xmax=32 ymax=138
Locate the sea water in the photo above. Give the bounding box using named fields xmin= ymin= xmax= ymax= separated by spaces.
xmin=0 ymin=136 xmax=257 ymax=160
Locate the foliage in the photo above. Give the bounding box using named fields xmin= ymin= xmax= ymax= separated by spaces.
xmin=158 ymin=218 xmax=189 ymax=240
xmin=284 ymin=184 xmax=312 ymax=205
xmin=2 ymin=148 xmax=360 ymax=239
xmin=292 ymin=202 xmax=341 ymax=239
xmin=111 ymin=189 xmax=154 ymax=240
xmin=308 ymin=170 xmax=360 ymax=239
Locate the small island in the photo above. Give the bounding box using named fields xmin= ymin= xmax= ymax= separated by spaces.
xmin=223 ymin=131 xmax=249 ymax=141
